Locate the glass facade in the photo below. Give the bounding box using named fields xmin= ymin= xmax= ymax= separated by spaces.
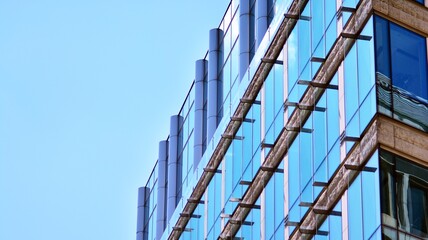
xmin=137 ymin=1 xmax=428 ymax=240
xmin=142 ymin=163 xmax=158 ymax=240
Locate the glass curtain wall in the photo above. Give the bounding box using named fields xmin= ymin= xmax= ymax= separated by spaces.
xmin=177 ymin=85 xmax=195 ymax=199
xmin=343 ymin=17 xmax=376 ymax=153
xmin=219 ymin=0 xmax=240 ymax=119
xmin=144 ymin=163 xmax=158 ymax=240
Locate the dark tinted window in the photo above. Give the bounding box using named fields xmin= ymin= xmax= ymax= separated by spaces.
xmin=390 ymin=23 xmax=428 ymax=99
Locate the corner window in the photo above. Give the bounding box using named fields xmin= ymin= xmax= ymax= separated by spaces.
xmin=374 ymin=16 xmax=428 ymax=132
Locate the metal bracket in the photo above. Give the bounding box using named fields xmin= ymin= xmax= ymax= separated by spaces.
xmin=285 ymin=126 xmax=313 ymax=133
xmin=240 ymin=98 xmax=261 ymax=105
xmin=284 ymin=13 xmax=311 ymax=21
xmin=299 ymin=202 xmax=313 ymax=207
xmin=313 ymin=181 xmax=328 ymax=187
xmin=238 ymin=203 xmax=261 ymax=209
xmin=341 ymin=32 xmax=372 ymax=41
xmin=284 ymin=101 xmax=326 ymax=112
xmin=229 ymin=219 xmax=254 ymax=226
xmin=222 ymin=134 xmax=244 ymax=140
xmin=310 ymin=57 xmax=326 ymax=63
xmin=344 ymin=164 xmax=377 ymax=172
xmin=187 ymin=198 xmax=204 ymax=204
xmin=230 ymin=117 xmax=255 ymax=123
xmin=297 ymin=80 xmax=339 ymax=90
xmin=261 ymin=57 xmax=284 ymax=65
xmin=261 ymin=143 xmax=274 ymax=149
xmin=203 ymin=168 xmax=222 ymax=174
xmin=239 ymin=180 xmax=252 ymax=186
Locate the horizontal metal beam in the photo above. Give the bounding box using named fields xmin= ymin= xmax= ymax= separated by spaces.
xmin=297 ymin=80 xmax=339 ymax=90
xmin=261 ymin=57 xmax=284 ymax=65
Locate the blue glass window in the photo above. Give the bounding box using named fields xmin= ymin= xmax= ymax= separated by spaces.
xmin=375 ymin=16 xmax=428 ymax=132
xmin=390 ymin=23 xmax=428 ymax=100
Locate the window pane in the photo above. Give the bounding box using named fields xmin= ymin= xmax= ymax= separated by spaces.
xmin=390 ymin=23 xmax=428 ymax=100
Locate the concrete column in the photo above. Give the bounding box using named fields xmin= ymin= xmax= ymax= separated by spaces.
xmin=156 ymin=140 xmax=168 ymax=240
xmin=256 ymin=0 xmax=268 ymax=49
xmin=167 ymin=115 xmax=183 ymax=222
xmin=136 ymin=187 xmax=150 ymax=240
xmin=239 ymin=0 xmax=251 ymax=81
xmin=193 ymin=59 xmax=208 ymax=171
xmin=207 ymin=28 xmax=224 ymax=142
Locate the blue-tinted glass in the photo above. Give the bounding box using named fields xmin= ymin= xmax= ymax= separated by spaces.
xmin=231 ymin=40 xmax=239 ymax=84
xmin=316 ymin=217 xmax=328 ymax=240
xmin=233 ymin=128 xmax=243 ymax=190
xmin=266 ymin=178 xmax=275 ymax=239
xmin=207 ymin=179 xmax=215 ymax=230
xmin=314 ymin=159 xmax=327 ymax=196
xmin=241 ymin=210 xmax=255 ymax=240
xmin=301 ymin=180 xmax=313 ymax=207
xmin=390 ymin=23 xmax=428 ymax=100
xmin=328 ymin=141 xmax=340 ymax=180
xmin=345 ymin=45 xmax=359 ymax=124
xmin=243 ymin=122 xmax=253 ymax=168
xmin=374 ymin=16 xmax=391 ymax=79
xmin=213 ymin=216 xmax=221 ymax=239
xmin=343 ymin=0 xmax=357 ymax=8
xmin=252 ymin=100 xmax=261 ymax=155
xmin=225 ymin=147 xmax=233 ymax=208
xmin=375 ymin=16 xmax=428 ymax=131
xmin=342 ymin=11 xmax=352 ymax=27
xmin=288 ymin=138 xmax=300 ymax=206
xmin=348 ymin=174 xmax=363 ymax=240
xmin=325 ymin=0 xmax=337 ymax=54
xmin=249 ymin=4 xmax=255 ymax=55
xmin=274 ymin=64 xmax=284 ymax=138
xmin=311 ymin=61 xmax=322 ymax=79
xmin=325 ymin=0 xmax=336 ymax=27
xmin=327 ymin=81 xmax=340 ymax=151
xmin=362 ymin=151 xmax=381 ymax=238
xmin=368 ymin=226 xmax=382 ymax=240
xmin=274 ymin=169 xmax=284 ymax=230
xmin=215 ymin=170 xmax=222 ymax=216
xmin=357 ymin=34 xmax=375 ymax=101
xmin=273 ymin=225 xmax=284 ymax=240
xmin=265 ymin=72 xmax=275 ymax=138
xmin=288 ymin=29 xmax=299 ymax=92
xmin=254 ymin=208 xmax=262 ymax=239
xmin=311 ymin=0 xmax=324 ymax=57
xmin=359 ymin=87 xmax=376 ymax=132
xmin=222 ymin=58 xmax=231 ymax=105
xmin=252 ymin=148 xmax=261 ymax=178
xmin=223 ymin=28 xmax=231 ymax=60
xmin=330 ymin=200 xmax=343 ymax=240
xmin=313 ymin=100 xmax=327 ymax=170
xmin=298 ymin=16 xmax=311 ymax=77
xmin=300 ymin=132 xmax=312 ymax=189
xmin=346 ymin=113 xmax=359 ymax=153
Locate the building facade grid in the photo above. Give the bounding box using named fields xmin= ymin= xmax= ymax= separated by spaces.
xmin=137 ymin=0 xmax=428 ymax=239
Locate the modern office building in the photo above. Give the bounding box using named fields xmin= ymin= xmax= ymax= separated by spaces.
xmin=136 ymin=0 xmax=428 ymax=239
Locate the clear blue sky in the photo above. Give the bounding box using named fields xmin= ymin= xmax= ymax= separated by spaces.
xmin=0 ymin=1 xmax=229 ymax=239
